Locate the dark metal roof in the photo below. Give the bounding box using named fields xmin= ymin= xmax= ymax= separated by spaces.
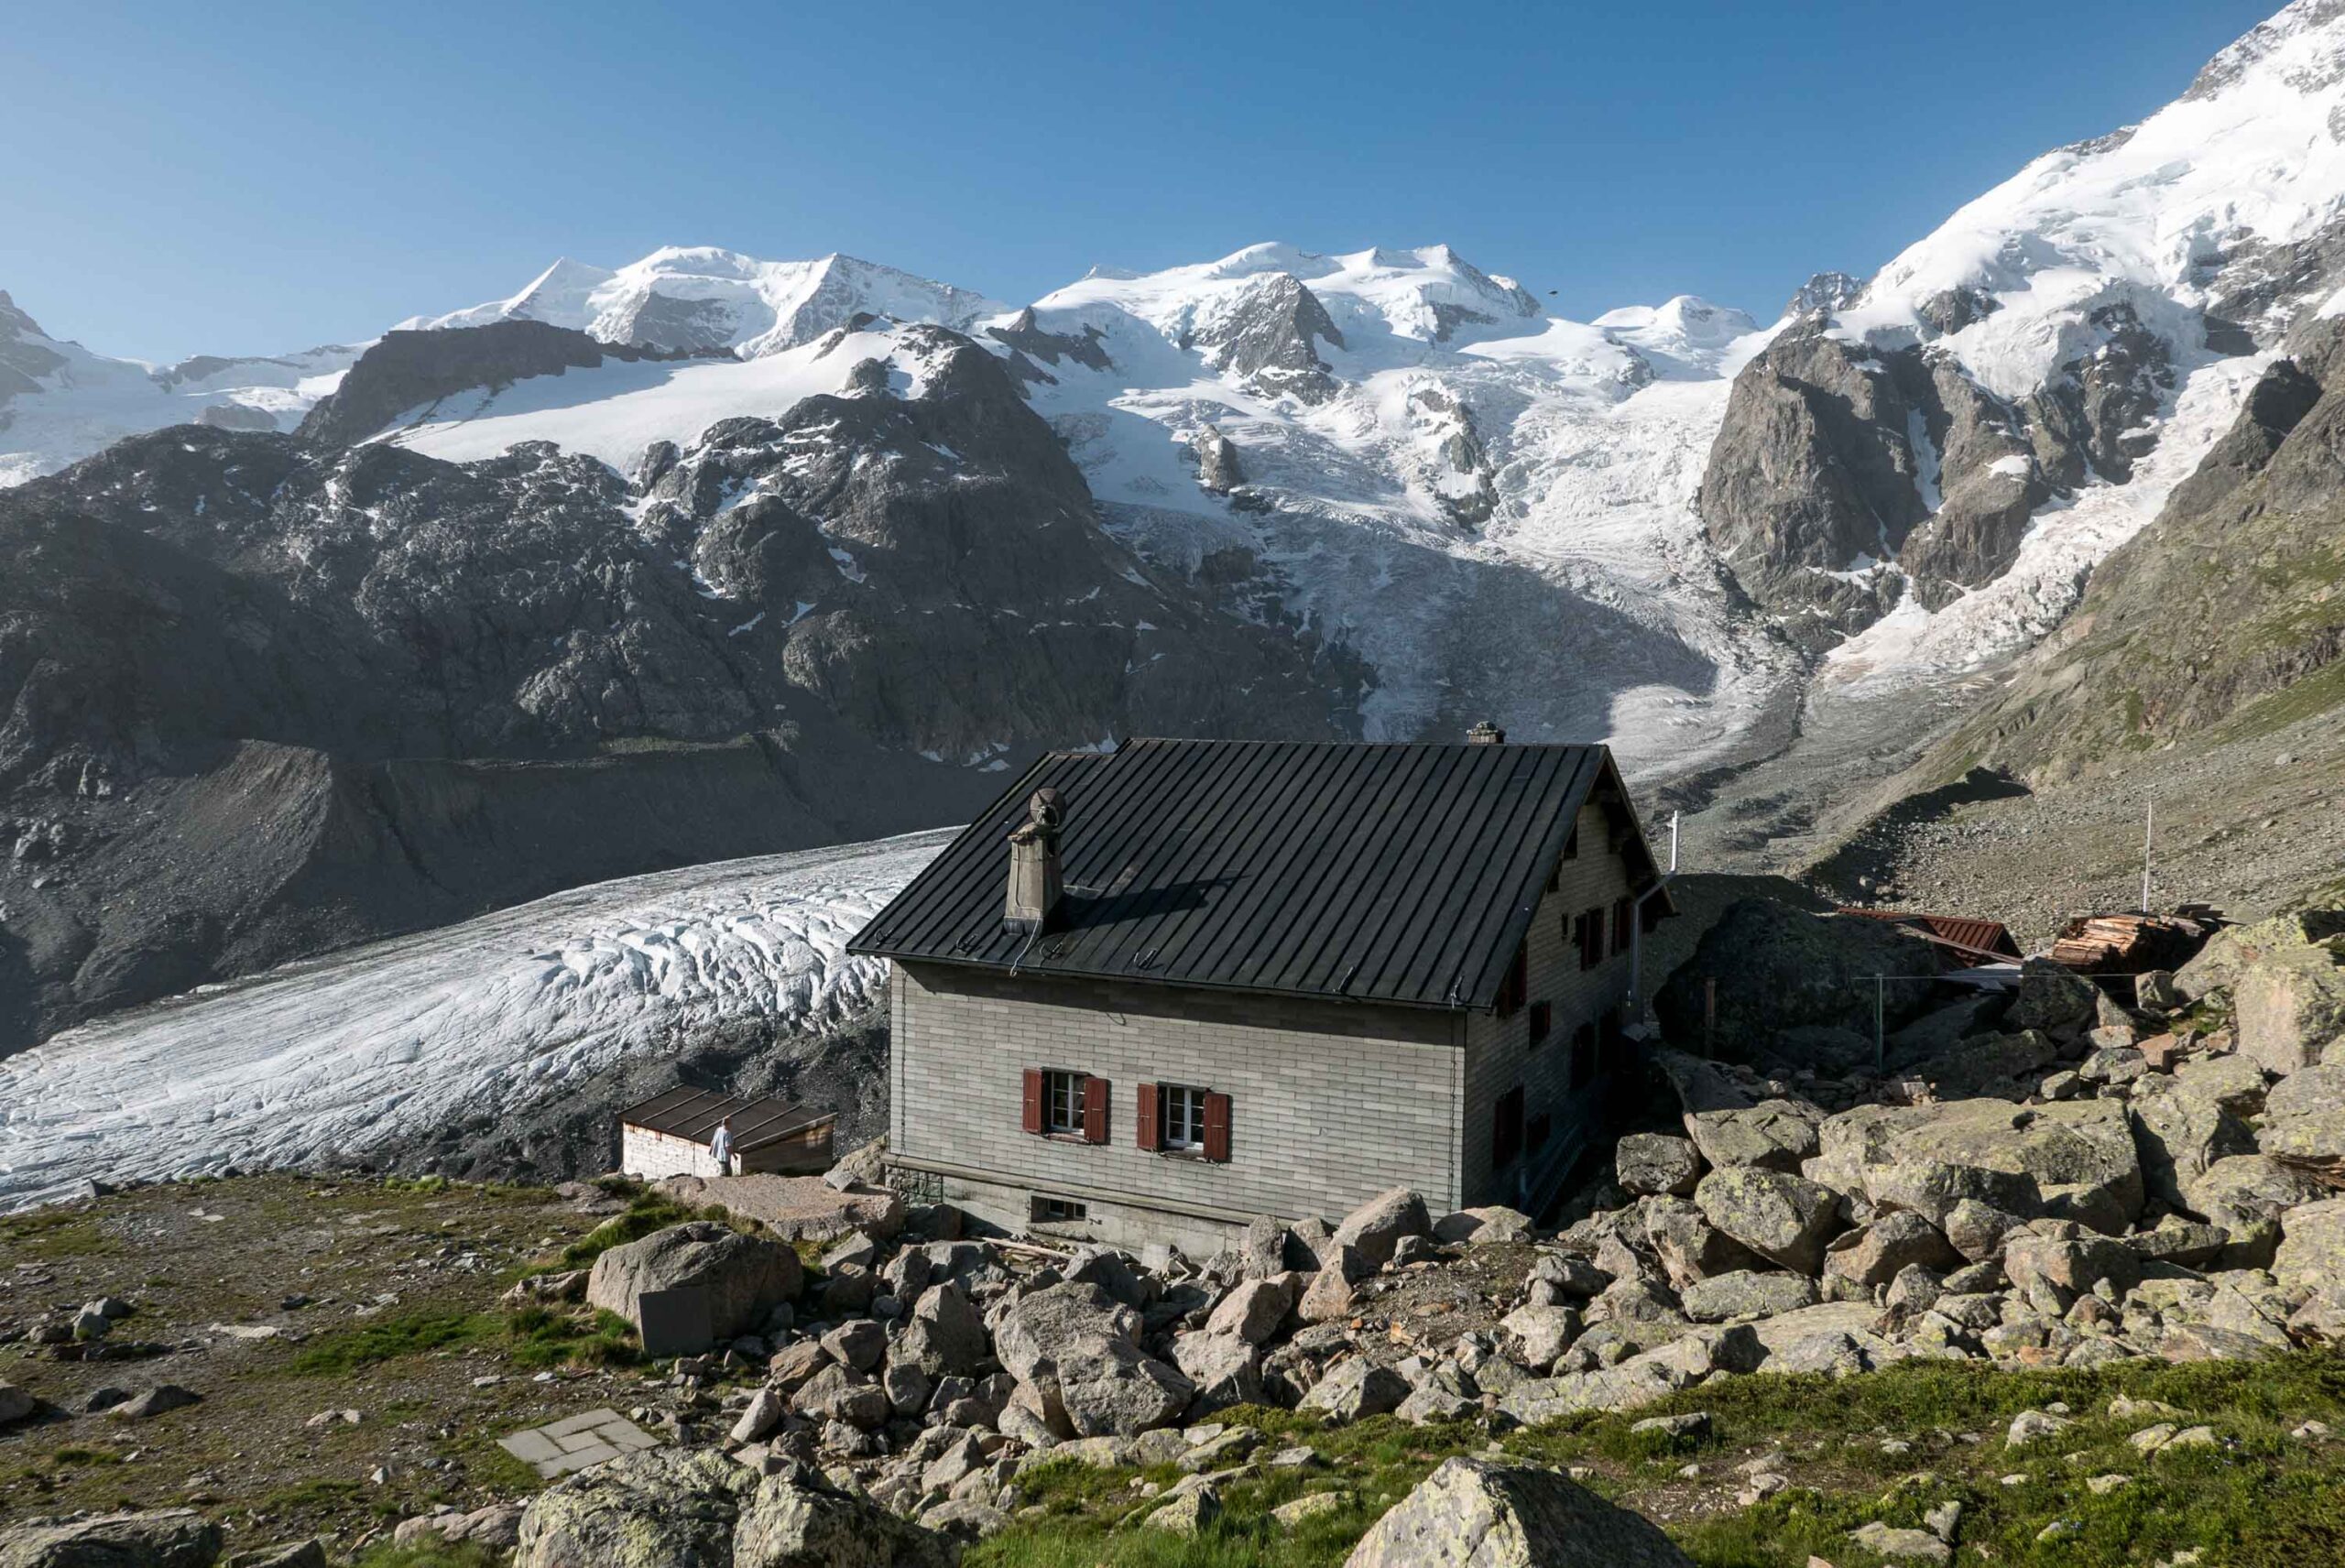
xmin=848 ymin=737 xmax=1666 ymax=1011
xmin=616 ymin=1087 xmax=832 ymax=1152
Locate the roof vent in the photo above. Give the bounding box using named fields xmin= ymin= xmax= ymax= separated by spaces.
xmin=1467 ymin=721 xmax=1506 ymax=745
xmin=1004 ymin=787 xmax=1065 ymax=936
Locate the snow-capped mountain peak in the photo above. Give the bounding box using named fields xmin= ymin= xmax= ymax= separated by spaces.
xmin=404 ymin=247 xmax=1006 ymax=359
xmin=1594 ymin=296 xmax=1763 ymax=379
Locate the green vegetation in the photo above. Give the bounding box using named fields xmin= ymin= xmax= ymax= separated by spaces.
xmin=289 ymin=1304 xmax=638 ymax=1376
xmin=2209 ymin=658 xmax=2345 ymax=746
xmin=0 ymin=1207 xmax=109 ymax=1258
xmin=970 ymin=1353 xmax=2345 ymax=1568
xmin=552 ymin=1190 xmax=703 ymax=1269
xmin=348 ymin=1541 xmax=507 ymax=1568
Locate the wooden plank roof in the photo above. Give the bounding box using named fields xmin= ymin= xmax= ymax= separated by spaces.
xmin=847 ymin=736 xmax=1665 ymax=1012
xmin=616 ymin=1087 xmax=832 ymax=1152
xmin=1838 ymin=909 xmax=2023 ymax=964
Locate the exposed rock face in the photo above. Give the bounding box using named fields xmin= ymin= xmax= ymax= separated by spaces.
xmin=0 ymin=322 xmax=1358 ymax=1047
xmin=1925 ymin=317 xmax=2345 ymax=784
xmin=585 ymin=1222 xmax=802 ymax=1341
xmin=1186 ymin=273 xmax=1345 ymax=404
xmin=297 ymin=321 xmax=706 ymax=447
xmin=1343 ymin=1457 xmax=1694 ymax=1568
xmin=1697 ymin=322 xmax=1923 ymax=637
xmin=1819 ymin=1098 xmax=2145 ymax=1235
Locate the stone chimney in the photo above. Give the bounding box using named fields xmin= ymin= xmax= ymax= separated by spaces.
xmin=1467 ymin=721 xmax=1506 ymax=745
xmin=1004 ymin=787 xmax=1065 ymax=935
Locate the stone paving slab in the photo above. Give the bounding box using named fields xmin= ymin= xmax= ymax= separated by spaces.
xmin=498 ymin=1410 xmax=659 ymax=1478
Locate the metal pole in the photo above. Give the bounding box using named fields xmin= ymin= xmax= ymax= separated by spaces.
xmin=2141 ymin=799 xmax=2154 ymax=913
xmin=1875 ymin=975 xmax=1885 ymax=1075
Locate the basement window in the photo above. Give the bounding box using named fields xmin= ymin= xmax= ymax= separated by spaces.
xmin=1031 ymin=1196 xmax=1088 ymax=1224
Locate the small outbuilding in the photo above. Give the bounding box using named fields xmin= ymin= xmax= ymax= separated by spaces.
xmin=616 ymin=1087 xmax=835 ymax=1181
xmin=1838 ymin=908 xmax=2023 ymax=970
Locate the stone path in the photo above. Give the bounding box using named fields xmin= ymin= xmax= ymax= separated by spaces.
xmin=496 ymin=1408 xmax=660 ymax=1478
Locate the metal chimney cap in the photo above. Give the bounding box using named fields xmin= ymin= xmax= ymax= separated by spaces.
xmin=1467 ymin=721 xmax=1506 ymax=745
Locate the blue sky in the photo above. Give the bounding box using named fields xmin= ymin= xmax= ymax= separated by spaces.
xmin=2 ymin=0 xmax=2285 ymax=360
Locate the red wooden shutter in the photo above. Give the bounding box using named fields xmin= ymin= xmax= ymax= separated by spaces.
xmin=1136 ymin=1082 xmax=1161 ymax=1151
xmin=1203 ymin=1092 xmax=1232 ymax=1162
xmin=1021 ymin=1069 xmax=1044 ymax=1135
xmin=1082 ymin=1076 xmax=1110 ymax=1144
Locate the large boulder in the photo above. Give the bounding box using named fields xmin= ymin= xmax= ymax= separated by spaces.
xmin=1643 ymin=1197 xmax=1766 ymax=1287
xmin=1693 ymin=1168 xmax=1843 ymax=1275
xmin=894 ymin=1282 xmax=987 ymax=1378
xmin=993 ymin=1282 xmax=1192 ymax=1436
xmin=1681 ymin=1269 xmax=1818 ymax=1323
xmin=1817 ymin=1098 xmax=2144 ymax=1234
xmin=2128 ymin=1073 xmax=2258 ymax=1210
xmin=1819 ymin=1211 xmax=1958 ymax=1290
xmin=1681 ymin=1102 xmax=1820 ymax=1174
xmin=2260 ymin=1068 xmax=2345 ymax=1177
xmin=2235 ymin=942 xmax=2345 ymax=1076
xmin=733 ymin=1465 xmax=957 ymax=1568
xmin=2274 ymin=1198 xmax=2345 ymax=1292
xmin=585 ymin=1222 xmax=801 ymax=1342
xmin=1169 ymin=1333 xmax=1264 ymax=1417
xmin=1331 ymin=1188 xmax=1433 ymax=1270
xmin=516 ymin=1449 xmax=756 ymax=1568
xmin=0 ymin=1511 xmax=221 ymax=1568
xmin=1203 ymin=1277 xmax=1297 ymax=1345
xmin=2187 ymin=1155 xmax=2333 ymax=1241
xmin=1615 ymin=1134 xmax=1703 ymax=1196
xmin=2176 ymin=911 xmax=2345 ymax=1001
xmin=1345 ymin=1457 xmax=1693 ymax=1567
xmin=2009 ymin=959 xmax=2101 ymax=1034
xmin=1298 ymin=1358 xmax=1409 ymax=1423
xmin=2003 ymin=1228 xmax=2143 ymax=1317
xmin=1653 ymin=900 xmax=1938 ymax=1056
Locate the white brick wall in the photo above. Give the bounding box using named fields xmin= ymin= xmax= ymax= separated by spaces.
xmin=890 ymin=964 xmax=1466 ymax=1244
xmin=1462 ymin=800 xmax=1636 ymax=1205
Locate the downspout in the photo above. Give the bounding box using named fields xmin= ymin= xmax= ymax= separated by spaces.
xmin=1626 ymin=811 xmax=1680 ymax=1022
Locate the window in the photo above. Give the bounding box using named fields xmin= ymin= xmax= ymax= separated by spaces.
xmin=1611 ymin=897 xmax=1634 ymax=957
xmin=1492 ymin=1085 xmax=1526 ymax=1171
xmin=1496 ymin=944 xmax=1528 ymax=1018
xmin=1528 ymin=1000 xmax=1553 ymax=1047
xmin=1569 ymin=1022 xmax=1597 ymax=1091
xmin=1024 ymin=1068 xmax=1107 ymax=1142
xmin=1577 ymin=908 xmax=1604 ymax=970
xmin=1527 ymin=1111 xmax=1553 ymax=1152
xmin=1031 ymin=1196 xmax=1088 ymax=1224
xmin=1137 ymin=1083 xmax=1232 ymax=1160
xmin=1160 ymin=1083 xmax=1207 ymax=1151
xmin=1044 ymin=1070 xmax=1085 ymax=1136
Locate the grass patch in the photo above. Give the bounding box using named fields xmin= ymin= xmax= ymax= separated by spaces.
xmin=348 ymin=1541 xmax=507 ymax=1568
xmin=0 ymin=1209 xmax=109 ymax=1259
xmin=552 ymin=1191 xmax=703 ymax=1270
xmin=973 ymin=1355 xmax=2345 ymax=1568
xmin=290 ymin=1303 xmax=640 ymax=1375
xmin=289 ymin=1311 xmax=497 ymax=1375
xmin=47 ymin=1446 xmax=125 ymax=1466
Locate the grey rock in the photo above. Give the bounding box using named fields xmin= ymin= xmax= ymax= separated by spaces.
xmin=515 ymin=1448 xmax=755 ymax=1568
xmin=1498 ymin=1304 xmax=1584 ymax=1371
xmin=1169 ymin=1333 xmax=1263 ymax=1419
xmin=2129 ymin=1072 xmax=2257 ymax=1210
xmin=586 ymin=1223 xmax=802 ymax=1343
xmin=1330 ymin=1187 xmax=1433 ymax=1270
xmin=1655 ymin=900 xmax=1940 ymax=1053
xmin=1694 ymin=1168 xmax=1843 ymax=1275
xmin=2011 ymin=959 xmax=2101 ymax=1034
xmin=1644 ymin=1196 xmax=1767 ymax=1287
xmin=1343 ymin=1456 xmax=1693 ymax=1567
xmin=0 ymin=1512 xmax=221 ymax=1568
xmin=1682 ymin=1102 xmax=1821 ymax=1175
xmin=1299 ymin=1359 xmax=1410 ymax=1423
xmin=994 ymin=1282 xmax=1191 ymax=1436
xmin=2274 ymin=1197 xmax=2345 ymax=1291
xmin=1822 ymin=1097 xmax=2144 ymax=1234
xmin=1821 ymin=1211 xmax=1959 ymax=1290
xmin=895 ymin=1282 xmax=987 ymax=1378
xmin=109 ymin=1386 xmax=202 ymax=1421
xmin=1615 ymin=1134 xmax=1704 ymax=1196
xmin=1681 ymin=1270 xmax=1819 ymax=1323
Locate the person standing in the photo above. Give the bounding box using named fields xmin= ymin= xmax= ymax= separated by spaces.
xmin=709 ymin=1116 xmax=734 ymax=1176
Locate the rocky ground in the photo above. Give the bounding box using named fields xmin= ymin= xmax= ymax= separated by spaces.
xmin=10 ymin=903 xmax=2345 ymax=1566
